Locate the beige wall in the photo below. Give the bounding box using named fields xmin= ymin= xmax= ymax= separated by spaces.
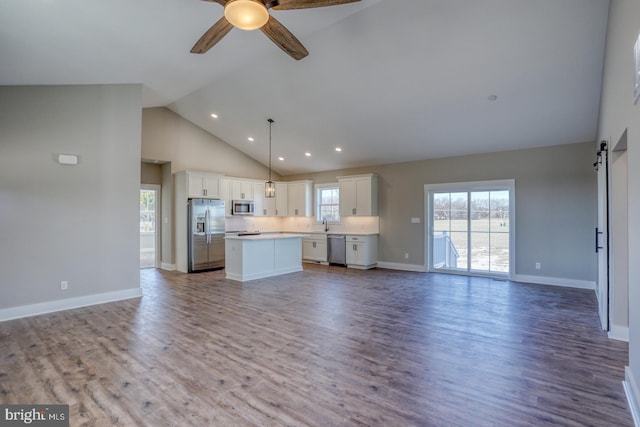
xmin=289 ymin=142 xmax=597 ymax=282
xmin=141 ymin=162 xmax=163 ymax=185
xmin=141 ymin=107 xmax=283 ymax=268
xmin=142 ymin=107 xmax=280 ymax=181
xmin=0 ymin=85 xmax=142 ymax=314
xmin=142 ymin=107 xmax=597 ymax=286
xmin=160 ymin=163 xmax=174 ymax=268
xmin=597 ymin=0 xmax=640 ymax=411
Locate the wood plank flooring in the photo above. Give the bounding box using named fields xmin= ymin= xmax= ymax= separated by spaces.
xmin=0 ymin=265 xmax=633 ymax=426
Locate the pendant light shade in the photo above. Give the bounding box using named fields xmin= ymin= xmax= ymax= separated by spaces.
xmin=265 ymin=118 xmax=275 ymax=198
xmin=265 ymin=180 xmax=276 ymax=198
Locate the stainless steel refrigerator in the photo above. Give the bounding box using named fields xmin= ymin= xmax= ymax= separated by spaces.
xmin=188 ymin=199 xmax=225 ymax=272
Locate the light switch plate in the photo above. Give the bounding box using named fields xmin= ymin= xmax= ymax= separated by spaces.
xmin=57 ymin=154 xmax=79 ymax=165
xmin=411 ymin=217 xmax=421 ymax=224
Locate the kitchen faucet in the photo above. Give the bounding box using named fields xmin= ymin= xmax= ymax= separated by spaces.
xmin=322 ymin=218 xmax=329 ymax=232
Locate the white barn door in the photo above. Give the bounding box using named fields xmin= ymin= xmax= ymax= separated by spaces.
xmin=595 ymin=141 xmax=609 ymax=331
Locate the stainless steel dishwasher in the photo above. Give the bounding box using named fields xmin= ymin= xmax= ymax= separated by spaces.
xmin=327 ymin=234 xmax=346 ymax=266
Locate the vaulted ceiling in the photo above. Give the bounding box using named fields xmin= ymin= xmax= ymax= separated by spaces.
xmin=0 ymin=0 xmax=609 ymax=175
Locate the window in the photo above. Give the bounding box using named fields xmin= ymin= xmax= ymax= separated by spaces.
xmin=140 ymin=186 xmax=160 ymax=269
xmin=426 ymin=180 xmax=514 ymax=277
xmin=316 ymin=184 xmax=340 ymax=222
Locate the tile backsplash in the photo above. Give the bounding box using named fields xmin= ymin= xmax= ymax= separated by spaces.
xmin=226 ymin=216 xmax=379 ymax=234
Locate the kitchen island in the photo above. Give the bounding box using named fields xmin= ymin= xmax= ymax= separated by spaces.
xmin=224 ymin=233 xmax=307 ymax=282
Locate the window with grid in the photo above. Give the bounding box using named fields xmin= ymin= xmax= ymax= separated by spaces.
xmin=316 ymin=185 xmax=340 ymax=222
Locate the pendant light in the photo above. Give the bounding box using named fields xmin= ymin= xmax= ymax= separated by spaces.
xmin=265 ymin=118 xmax=276 ymax=198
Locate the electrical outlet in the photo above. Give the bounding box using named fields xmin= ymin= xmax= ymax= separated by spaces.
xmin=535 ymin=262 xmax=541 ymax=270
xmin=405 ymin=253 xmax=409 ymax=259
xmin=60 ymin=281 xmax=68 ymax=290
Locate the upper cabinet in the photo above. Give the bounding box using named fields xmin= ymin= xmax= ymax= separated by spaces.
xmin=178 ymin=173 xmax=316 ymax=218
xmin=287 ymin=180 xmax=313 ymax=216
xmin=218 ymin=178 xmax=233 ymax=216
xmin=220 ymin=177 xmax=262 ymax=216
xmin=252 ymin=182 xmax=266 ymax=217
xmin=184 ymin=171 xmax=220 ymax=199
xmin=264 ymin=182 xmax=289 ymax=216
xmin=232 ymin=180 xmax=253 ymax=201
xmin=338 ymin=174 xmax=378 ymax=217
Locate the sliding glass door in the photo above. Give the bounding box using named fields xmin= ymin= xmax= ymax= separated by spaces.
xmin=427 ymin=180 xmax=514 ymax=277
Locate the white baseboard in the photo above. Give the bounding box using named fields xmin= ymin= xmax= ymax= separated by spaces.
xmin=376 ymin=261 xmax=427 ymax=272
xmin=0 ymin=288 xmax=143 ymax=322
xmin=160 ymin=262 xmax=176 ymax=271
xmin=513 ymin=274 xmax=595 ymax=290
xmin=624 ymin=367 xmax=640 ymax=427
xmin=608 ymin=325 xmax=629 ymax=342
xmin=226 ymin=266 xmax=303 ymax=282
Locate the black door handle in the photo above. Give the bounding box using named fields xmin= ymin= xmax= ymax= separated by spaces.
xmin=595 ymin=227 xmax=604 ymax=252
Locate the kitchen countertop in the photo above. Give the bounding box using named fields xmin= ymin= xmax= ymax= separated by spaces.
xmin=226 ymin=231 xmax=379 ymax=237
xmin=224 ymin=233 xmax=309 ymax=240
xmin=295 ymin=231 xmax=379 ymax=236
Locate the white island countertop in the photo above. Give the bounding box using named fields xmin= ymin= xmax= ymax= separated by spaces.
xmin=224 ymin=232 xmax=308 ymax=240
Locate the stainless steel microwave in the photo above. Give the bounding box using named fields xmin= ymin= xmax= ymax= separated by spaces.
xmin=232 ymin=199 xmax=254 ymax=216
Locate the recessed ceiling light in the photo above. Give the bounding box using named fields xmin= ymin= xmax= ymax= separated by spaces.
xmin=210 ymin=113 xmax=218 ymax=119
xmin=335 ymin=147 xmax=342 ymax=152
xmin=278 ymin=157 xmax=284 ymax=161
xmin=248 ymin=137 xmax=254 ymax=142
xmin=305 ymin=152 xmax=311 ymax=157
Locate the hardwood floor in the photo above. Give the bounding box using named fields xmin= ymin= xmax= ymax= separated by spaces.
xmin=0 ymin=265 xmax=632 ymax=426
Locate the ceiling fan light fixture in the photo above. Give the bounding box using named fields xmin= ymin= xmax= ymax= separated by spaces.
xmin=225 ymin=0 xmax=269 ymax=31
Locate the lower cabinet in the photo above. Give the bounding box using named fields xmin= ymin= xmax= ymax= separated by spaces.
xmin=346 ymin=235 xmax=378 ymax=269
xmin=302 ymin=235 xmax=328 ymax=263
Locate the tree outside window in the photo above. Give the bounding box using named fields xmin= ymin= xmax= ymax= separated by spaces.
xmin=140 ymin=189 xmax=156 ymax=232
xmin=317 ymin=186 xmax=340 ymax=222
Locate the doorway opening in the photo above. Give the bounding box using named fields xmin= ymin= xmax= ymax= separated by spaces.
xmin=140 ymin=185 xmax=160 ymax=269
xmin=426 ymin=180 xmax=515 ymax=278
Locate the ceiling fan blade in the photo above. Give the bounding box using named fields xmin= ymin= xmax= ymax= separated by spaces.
xmin=201 ymin=0 xmax=227 ymax=5
xmin=272 ymin=0 xmax=360 ymax=10
xmin=191 ymin=17 xmax=234 ymax=54
xmin=260 ymin=15 xmax=309 ymax=60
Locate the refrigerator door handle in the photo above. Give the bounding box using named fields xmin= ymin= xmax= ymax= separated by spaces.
xmin=205 ymin=208 xmax=210 ymax=244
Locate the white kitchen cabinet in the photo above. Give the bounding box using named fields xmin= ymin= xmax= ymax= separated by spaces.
xmin=218 ymin=178 xmax=233 ymax=216
xmin=253 ymin=182 xmax=266 ymax=216
xmin=220 ymin=178 xmax=260 ymax=216
xmin=184 ymin=171 xmax=221 ymax=199
xmin=232 ymin=180 xmax=253 ymax=201
xmin=287 ymin=180 xmax=312 ymax=216
xmin=264 ymin=197 xmax=276 ymax=216
xmin=275 ymin=182 xmax=288 ymax=216
xmin=302 ymin=235 xmax=328 ymax=263
xmin=262 ymin=182 xmax=288 ymax=216
xmin=338 ymin=174 xmax=377 ymax=217
xmin=345 ymin=234 xmax=378 ymax=269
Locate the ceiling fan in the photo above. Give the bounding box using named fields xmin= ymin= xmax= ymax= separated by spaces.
xmin=191 ymin=0 xmax=361 ymax=60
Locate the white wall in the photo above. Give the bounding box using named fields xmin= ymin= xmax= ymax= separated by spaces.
xmin=610 ymin=147 xmax=629 ymax=339
xmin=0 ymin=85 xmax=142 ymax=318
xmin=597 ymin=0 xmax=640 ymax=420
